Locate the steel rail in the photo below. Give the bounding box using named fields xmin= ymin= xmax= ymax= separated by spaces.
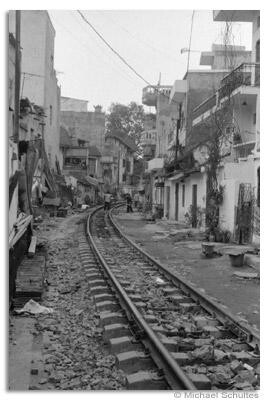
xmin=86 ymin=207 xmax=196 ymax=390
xmin=109 ymin=205 xmax=260 ymax=349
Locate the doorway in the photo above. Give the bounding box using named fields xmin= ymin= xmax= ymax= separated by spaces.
xmin=191 ymin=184 xmax=198 ymax=227
xmin=175 ymin=183 xmax=179 ymax=221
xmin=166 ymin=186 xmax=170 ymax=219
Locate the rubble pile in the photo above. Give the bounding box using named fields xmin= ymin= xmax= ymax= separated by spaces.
xmin=30 ymin=214 xmax=126 ymax=390
xmin=92 ymin=212 xmax=259 ymax=391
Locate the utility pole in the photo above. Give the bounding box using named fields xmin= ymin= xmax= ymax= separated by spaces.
xmin=14 ymin=10 xmax=21 ymax=143
xmin=175 ymin=103 xmax=182 ymax=161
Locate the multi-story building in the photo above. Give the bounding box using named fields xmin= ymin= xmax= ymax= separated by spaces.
xmin=161 ymin=41 xmax=253 ymax=225
xmin=164 ymin=11 xmax=260 ymax=244
xmin=9 ymin=11 xmax=62 ymax=172
xmin=60 ymin=128 xmax=102 ymax=178
xmin=142 ymin=85 xmax=178 ymax=212
xmin=60 ymin=103 xmax=105 ymax=155
xmin=102 ymin=132 xmax=137 ymax=194
xmin=59 ymin=126 xmax=102 ymax=203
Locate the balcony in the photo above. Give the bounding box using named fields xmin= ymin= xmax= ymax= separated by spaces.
xmin=141 ymin=129 xmax=157 ymax=147
xmin=142 ymin=85 xmax=172 ymax=106
xmin=169 ymin=80 xmax=187 ymax=104
xmin=192 ymin=63 xmax=260 ymax=124
xmin=232 ymin=141 xmax=256 ymax=160
xmin=219 ymin=63 xmax=260 ymax=99
xmin=101 ymin=155 xmax=114 ymax=164
xmin=213 ymin=10 xmax=256 ymax=22
xmin=147 ymin=157 xmax=164 ymax=172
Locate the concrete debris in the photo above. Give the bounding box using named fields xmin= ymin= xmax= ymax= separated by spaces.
xmin=191 ymin=345 xmax=214 ymax=362
xmin=9 ymin=212 xmax=127 ymax=391
xmin=233 ymin=272 xmax=259 ymax=280
xmin=209 ymin=365 xmax=234 ymax=386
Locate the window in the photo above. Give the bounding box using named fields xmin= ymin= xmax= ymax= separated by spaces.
xmin=182 ymin=184 xmax=185 ymax=207
xmin=257 ymin=15 xmax=260 ymax=28
xmin=49 ymin=105 xmax=52 ymax=125
xmin=256 ymin=40 xmax=260 ymax=63
xmin=253 ymin=113 xmax=257 ymax=125
xmin=122 ymin=159 xmax=126 ymax=167
xmin=126 ymin=160 xmax=131 ymax=172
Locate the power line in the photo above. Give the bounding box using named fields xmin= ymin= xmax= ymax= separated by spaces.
xmin=95 ymin=10 xmax=180 ymax=64
xmin=77 ymin=10 xmax=152 ymax=87
xmin=50 ymin=11 xmax=142 ymax=91
xmin=69 ymin=10 xmax=141 ymax=87
xmin=76 ymin=10 xmax=182 ymax=108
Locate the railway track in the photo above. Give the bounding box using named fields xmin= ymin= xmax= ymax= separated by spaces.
xmin=81 ymin=204 xmax=260 ymax=390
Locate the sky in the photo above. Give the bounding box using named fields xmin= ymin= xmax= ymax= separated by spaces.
xmin=49 ymin=10 xmax=252 ymax=112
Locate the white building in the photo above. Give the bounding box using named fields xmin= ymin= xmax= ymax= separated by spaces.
xmin=169 ymin=11 xmax=260 ymax=243
xmin=9 ymin=10 xmax=62 ymax=172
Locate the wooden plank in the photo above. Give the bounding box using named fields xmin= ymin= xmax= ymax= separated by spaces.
xmin=28 ymin=235 xmax=37 ymax=258
xmin=9 ymin=216 xmax=33 ymax=249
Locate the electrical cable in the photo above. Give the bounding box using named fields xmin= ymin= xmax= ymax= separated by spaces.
xmin=77 ymin=10 xmax=152 ymax=87
xmin=95 ymin=10 xmax=180 ymax=64
xmin=76 ymin=10 xmax=182 ymax=108
xmin=68 ymin=10 xmax=141 ymax=85
xmin=50 ymin=12 xmax=142 ymax=93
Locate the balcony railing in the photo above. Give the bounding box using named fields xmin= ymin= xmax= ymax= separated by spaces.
xmin=219 ymin=63 xmax=260 ymax=99
xmin=232 ymin=141 xmax=256 ymax=160
xmin=192 ymin=63 xmax=260 ymax=122
xmin=193 ymin=94 xmax=217 ymax=120
xmin=142 ymin=85 xmax=172 ymax=106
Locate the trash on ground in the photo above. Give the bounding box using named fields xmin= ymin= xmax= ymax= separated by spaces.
xmin=15 ymin=299 xmax=53 ymax=315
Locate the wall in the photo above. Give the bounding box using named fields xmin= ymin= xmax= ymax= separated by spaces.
xmin=104 ymin=137 xmax=135 ymax=187
xmin=251 ymin=12 xmax=260 ymax=64
xmin=164 ymin=172 xmax=207 ymax=223
xmin=43 ymin=14 xmax=61 ymax=171
xmin=252 ymin=12 xmax=260 ymax=154
xmin=61 ymin=110 xmax=105 ymax=154
xmin=9 ymin=11 xmax=62 ymax=173
xmin=185 ymin=70 xmax=228 ymax=147
xmin=212 ymin=50 xmax=251 ymax=70
xmin=9 ymin=11 xmax=46 ymax=106
xmin=218 ymin=159 xmax=258 ymax=233
xmin=61 ymin=97 xmax=88 ymax=112
xmin=8 ymin=36 xmax=16 ymax=163
xmin=156 ymin=92 xmax=178 ymax=157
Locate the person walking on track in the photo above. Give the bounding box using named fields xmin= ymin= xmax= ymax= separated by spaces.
xmin=104 ymin=192 xmax=111 ymax=211
xmin=126 ymin=193 xmax=133 ymax=213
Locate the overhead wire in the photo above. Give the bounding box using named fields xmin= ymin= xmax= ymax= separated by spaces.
xmin=95 ymin=10 xmax=181 ymax=64
xmin=68 ymin=10 xmax=141 ymax=85
xmin=77 ymin=10 xmax=152 ymax=87
xmin=49 ymin=11 xmax=143 ymax=93
xmin=75 ymin=10 xmax=183 ymax=108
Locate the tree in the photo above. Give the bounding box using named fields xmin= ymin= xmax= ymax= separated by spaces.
xmin=106 ymin=102 xmax=145 ymax=155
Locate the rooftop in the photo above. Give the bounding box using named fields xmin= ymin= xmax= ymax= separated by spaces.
xmin=106 ymin=131 xmax=138 ymax=153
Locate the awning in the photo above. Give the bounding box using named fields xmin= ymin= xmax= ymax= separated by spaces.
xmin=168 ymin=172 xmax=184 ymax=181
